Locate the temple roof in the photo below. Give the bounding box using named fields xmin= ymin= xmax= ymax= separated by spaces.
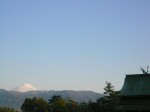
xmin=119 ymin=74 xmax=150 ymax=96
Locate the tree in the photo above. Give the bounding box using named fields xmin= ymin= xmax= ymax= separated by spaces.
xmin=0 ymin=107 xmax=17 ymax=112
xmin=102 ymin=81 xmax=118 ymax=112
xmin=88 ymin=101 xmax=99 ymax=112
xmin=48 ymin=95 xmax=79 ymax=112
xmin=77 ymin=102 xmax=89 ymax=112
xmin=66 ymin=98 xmax=78 ymax=112
xmin=48 ymin=95 xmax=67 ymax=112
xmin=89 ymin=81 xmax=118 ymax=112
xmin=21 ymin=97 xmax=49 ymax=112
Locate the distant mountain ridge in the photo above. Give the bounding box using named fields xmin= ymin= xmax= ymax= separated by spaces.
xmin=0 ymin=89 xmax=103 ymax=110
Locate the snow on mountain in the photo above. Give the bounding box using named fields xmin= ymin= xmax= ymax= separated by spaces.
xmin=12 ymin=83 xmax=38 ymax=92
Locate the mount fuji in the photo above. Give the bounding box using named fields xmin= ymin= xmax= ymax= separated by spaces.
xmin=12 ymin=83 xmax=38 ymax=92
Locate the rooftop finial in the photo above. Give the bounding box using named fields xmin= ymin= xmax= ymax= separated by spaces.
xmin=141 ymin=66 xmax=149 ymax=74
xmin=147 ymin=66 xmax=149 ymax=73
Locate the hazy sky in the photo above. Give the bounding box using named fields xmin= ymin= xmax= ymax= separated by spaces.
xmin=0 ymin=0 xmax=150 ymax=93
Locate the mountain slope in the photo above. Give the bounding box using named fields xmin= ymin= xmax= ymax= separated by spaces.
xmin=0 ymin=89 xmax=103 ymax=110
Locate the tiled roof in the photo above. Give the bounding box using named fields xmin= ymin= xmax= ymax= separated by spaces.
xmin=119 ymin=74 xmax=150 ymax=96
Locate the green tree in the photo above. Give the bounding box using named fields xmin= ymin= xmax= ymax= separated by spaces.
xmin=66 ymin=98 xmax=78 ymax=112
xmin=0 ymin=107 xmax=17 ymax=112
xmin=21 ymin=97 xmax=49 ymax=112
xmin=48 ymin=95 xmax=79 ymax=112
xmin=89 ymin=81 xmax=118 ymax=112
xmin=77 ymin=102 xmax=90 ymax=112
xmin=48 ymin=95 xmax=67 ymax=112
xmin=103 ymin=81 xmax=118 ymax=112
xmin=88 ymin=101 xmax=99 ymax=112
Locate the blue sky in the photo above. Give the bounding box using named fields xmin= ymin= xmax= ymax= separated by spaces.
xmin=0 ymin=0 xmax=150 ymax=93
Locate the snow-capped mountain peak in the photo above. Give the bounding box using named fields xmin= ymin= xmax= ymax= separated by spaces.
xmin=12 ymin=83 xmax=38 ymax=92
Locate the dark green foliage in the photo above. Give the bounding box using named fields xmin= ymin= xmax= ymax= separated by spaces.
xmin=21 ymin=97 xmax=49 ymax=112
xmin=103 ymin=81 xmax=118 ymax=112
xmin=78 ymin=102 xmax=90 ymax=112
xmin=66 ymin=98 xmax=78 ymax=112
xmin=48 ymin=95 xmax=78 ymax=112
xmin=0 ymin=107 xmax=17 ymax=112
xmin=48 ymin=95 xmax=66 ymax=112
xmin=88 ymin=102 xmax=99 ymax=112
xmin=20 ymin=82 xmax=118 ymax=112
xmin=88 ymin=82 xmax=118 ymax=112
xmin=89 ymin=81 xmax=118 ymax=112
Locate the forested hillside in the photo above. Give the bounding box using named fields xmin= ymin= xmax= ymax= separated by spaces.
xmin=0 ymin=89 xmax=103 ymax=109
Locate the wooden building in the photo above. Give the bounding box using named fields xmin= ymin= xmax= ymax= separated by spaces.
xmin=117 ymin=74 xmax=150 ymax=112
